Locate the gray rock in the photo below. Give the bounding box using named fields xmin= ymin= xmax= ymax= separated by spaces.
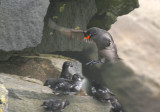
xmin=36 ymin=0 xmax=97 ymax=52
xmin=0 ymin=54 xmax=82 ymax=82
xmin=0 ymin=0 xmax=138 ymax=56
xmin=0 ymin=83 xmax=8 ymax=112
xmin=0 ymin=73 xmax=111 ymax=112
xmin=0 ymin=0 xmax=49 ymax=51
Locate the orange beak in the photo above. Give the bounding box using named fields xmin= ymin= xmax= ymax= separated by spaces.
xmin=84 ymin=36 xmax=90 ymax=39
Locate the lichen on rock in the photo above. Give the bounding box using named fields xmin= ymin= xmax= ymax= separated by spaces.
xmin=0 ymin=83 xmax=8 ymax=112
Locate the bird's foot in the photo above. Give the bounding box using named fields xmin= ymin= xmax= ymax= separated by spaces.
xmin=86 ymin=60 xmax=103 ymax=65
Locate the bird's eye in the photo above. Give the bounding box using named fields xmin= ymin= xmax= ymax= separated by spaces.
xmin=89 ymin=33 xmax=96 ymax=37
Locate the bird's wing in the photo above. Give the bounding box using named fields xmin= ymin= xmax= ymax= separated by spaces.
xmin=48 ymin=19 xmax=86 ymax=40
xmin=98 ymin=36 xmax=111 ymax=49
xmin=56 ymin=81 xmax=73 ymax=90
xmin=52 ymin=100 xmax=62 ymax=110
xmin=105 ymin=88 xmax=115 ymax=96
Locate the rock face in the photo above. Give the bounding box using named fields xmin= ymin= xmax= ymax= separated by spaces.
xmin=36 ymin=0 xmax=139 ymax=52
xmin=0 ymin=83 xmax=8 ymax=112
xmin=0 ymin=0 xmax=138 ymax=54
xmin=36 ymin=0 xmax=97 ymax=52
xmin=109 ymin=0 xmax=160 ymax=86
xmin=0 ymin=54 xmax=82 ymax=82
xmin=88 ymin=0 xmax=139 ymax=30
xmin=0 ymin=0 xmax=49 ymax=51
xmin=94 ymin=0 xmax=160 ymax=112
xmin=0 ymin=0 xmax=140 ymax=112
xmin=0 ymin=73 xmax=111 ymax=112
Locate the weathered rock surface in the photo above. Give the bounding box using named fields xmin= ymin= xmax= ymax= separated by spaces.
xmin=0 ymin=54 xmax=82 ymax=82
xmin=0 ymin=73 xmax=111 ymax=112
xmin=109 ymin=0 xmax=160 ymax=88
xmin=0 ymin=0 xmax=49 ymax=51
xmin=0 ymin=0 xmax=139 ymax=53
xmin=0 ymin=83 xmax=8 ymax=112
xmin=97 ymin=0 xmax=160 ymax=112
xmin=88 ymin=0 xmax=139 ymax=29
xmin=36 ymin=0 xmax=139 ymax=52
xmin=36 ymin=0 xmax=97 ymax=52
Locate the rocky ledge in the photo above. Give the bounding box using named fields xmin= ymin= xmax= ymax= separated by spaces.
xmin=0 ymin=73 xmax=111 ymax=112
xmin=0 ymin=55 xmax=111 ymax=112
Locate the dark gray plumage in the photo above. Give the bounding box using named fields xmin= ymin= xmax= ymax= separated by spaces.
xmin=91 ymin=81 xmax=123 ymax=112
xmin=91 ymin=80 xmax=115 ymax=102
xmin=44 ymin=74 xmax=84 ymax=94
xmin=110 ymin=101 xmax=123 ymax=112
xmin=85 ymin=27 xmax=120 ymax=65
xmin=41 ymin=99 xmax=69 ymax=112
xmin=71 ymin=73 xmax=84 ymax=92
xmin=48 ymin=19 xmax=120 ymax=65
xmin=60 ymin=61 xmax=73 ymax=80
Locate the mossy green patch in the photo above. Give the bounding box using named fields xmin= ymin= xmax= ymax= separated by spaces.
xmin=59 ymin=4 xmax=66 ymax=13
xmin=75 ymin=26 xmax=80 ymax=30
xmin=53 ymin=16 xmax=58 ymax=20
xmin=87 ymin=0 xmax=139 ymax=30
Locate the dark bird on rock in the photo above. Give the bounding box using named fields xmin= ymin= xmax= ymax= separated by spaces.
xmin=110 ymin=101 xmax=123 ymax=112
xmin=48 ymin=19 xmax=120 ymax=65
xmin=44 ymin=74 xmax=84 ymax=94
xmin=91 ymin=81 xmax=123 ymax=112
xmin=70 ymin=73 xmax=84 ymax=92
xmin=41 ymin=99 xmax=69 ymax=112
xmin=60 ymin=61 xmax=73 ymax=80
xmin=91 ymin=80 xmax=116 ymax=102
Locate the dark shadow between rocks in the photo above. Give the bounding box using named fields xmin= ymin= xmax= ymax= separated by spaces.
xmin=0 ymin=56 xmax=60 ymax=82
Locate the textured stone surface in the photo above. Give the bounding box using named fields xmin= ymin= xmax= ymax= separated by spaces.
xmin=0 ymin=54 xmax=82 ymax=82
xmin=35 ymin=0 xmax=139 ymax=52
xmin=95 ymin=0 xmax=160 ymax=112
xmin=109 ymin=0 xmax=160 ymax=88
xmin=0 ymin=73 xmax=111 ymax=112
xmin=0 ymin=84 xmax=8 ymax=112
xmin=36 ymin=0 xmax=97 ymax=52
xmin=0 ymin=0 xmax=49 ymax=51
xmin=0 ymin=0 xmax=139 ymax=57
xmin=87 ymin=0 xmax=139 ymax=29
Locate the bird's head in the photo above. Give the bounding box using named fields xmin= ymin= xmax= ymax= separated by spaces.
xmin=84 ymin=27 xmax=99 ymax=40
xmin=44 ymin=79 xmax=53 ymax=88
xmin=72 ymin=74 xmax=84 ymax=82
xmin=41 ymin=100 xmax=52 ymax=110
xmin=62 ymin=61 xmax=73 ymax=70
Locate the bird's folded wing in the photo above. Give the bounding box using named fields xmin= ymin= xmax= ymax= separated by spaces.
xmin=53 ymin=101 xmax=61 ymax=109
xmin=48 ymin=19 xmax=85 ymax=40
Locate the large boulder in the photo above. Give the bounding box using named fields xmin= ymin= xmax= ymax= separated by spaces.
xmin=88 ymin=0 xmax=139 ymax=29
xmin=0 ymin=0 xmax=49 ymax=51
xmin=0 ymin=73 xmax=111 ymax=112
xmin=0 ymin=54 xmax=82 ymax=82
xmin=109 ymin=0 xmax=160 ymax=86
